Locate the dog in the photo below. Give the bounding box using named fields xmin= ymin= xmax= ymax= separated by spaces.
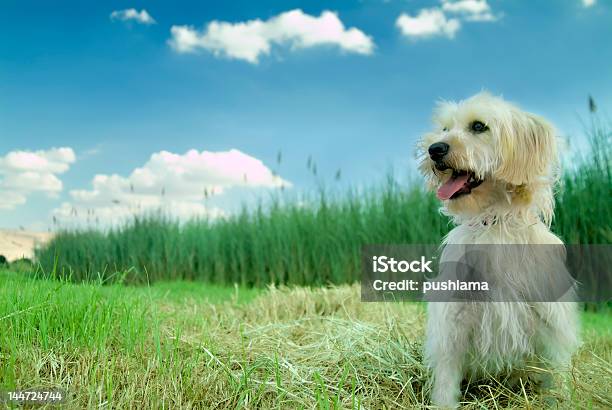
xmin=417 ymin=92 xmax=579 ymax=408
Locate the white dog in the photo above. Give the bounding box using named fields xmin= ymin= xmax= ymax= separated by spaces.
xmin=418 ymin=93 xmax=579 ymax=408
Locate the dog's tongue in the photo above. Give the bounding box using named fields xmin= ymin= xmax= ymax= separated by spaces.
xmin=437 ymin=174 xmax=470 ymax=200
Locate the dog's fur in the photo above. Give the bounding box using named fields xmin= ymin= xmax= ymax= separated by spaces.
xmin=417 ymin=93 xmax=579 ymax=408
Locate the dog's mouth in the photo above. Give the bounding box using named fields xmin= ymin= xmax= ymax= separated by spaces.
xmin=435 ymin=164 xmax=483 ymax=200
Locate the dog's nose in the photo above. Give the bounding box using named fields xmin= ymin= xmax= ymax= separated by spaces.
xmin=428 ymin=142 xmax=449 ymax=161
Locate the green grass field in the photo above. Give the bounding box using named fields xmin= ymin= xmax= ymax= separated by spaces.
xmin=1 ymin=270 xmax=610 ymax=409
xmin=3 ymin=118 xmax=610 ymax=408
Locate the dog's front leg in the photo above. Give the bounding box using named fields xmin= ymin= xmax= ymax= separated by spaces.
xmin=426 ymin=303 xmax=469 ymax=408
xmin=431 ymin=357 xmax=464 ymax=408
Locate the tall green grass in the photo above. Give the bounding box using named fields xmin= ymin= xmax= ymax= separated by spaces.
xmin=37 ymin=181 xmax=447 ymax=286
xmin=35 ymin=121 xmax=611 ymax=286
xmin=553 ymin=118 xmax=612 ymax=244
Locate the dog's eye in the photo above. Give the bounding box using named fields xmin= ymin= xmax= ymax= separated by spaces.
xmin=442 ymin=127 xmax=449 ymax=132
xmin=470 ymin=121 xmax=488 ymax=133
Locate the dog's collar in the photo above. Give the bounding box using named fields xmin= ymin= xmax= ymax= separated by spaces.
xmin=470 ymin=216 xmax=498 ymax=227
xmin=469 ymin=214 xmax=541 ymax=228
xmin=482 ymin=216 xmax=499 ymax=226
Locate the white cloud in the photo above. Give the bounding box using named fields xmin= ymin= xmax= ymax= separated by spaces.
xmin=441 ymin=0 xmax=496 ymax=21
xmin=110 ymin=8 xmax=156 ymax=25
xmin=0 ymin=147 xmax=75 ymax=209
xmin=582 ymin=0 xmax=596 ymax=7
xmin=396 ymin=8 xmax=461 ymax=39
xmin=52 ymin=200 xmax=225 ymax=227
xmin=396 ymin=1 xmax=498 ymax=40
xmin=53 ymin=148 xmax=290 ymax=226
xmin=168 ymin=9 xmax=374 ymax=63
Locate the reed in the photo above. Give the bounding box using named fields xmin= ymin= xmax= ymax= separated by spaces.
xmin=35 ymin=120 xmax=611 ymax=285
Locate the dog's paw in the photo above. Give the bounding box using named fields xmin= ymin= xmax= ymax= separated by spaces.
xmin=431 ymin=387 xmax=460 ymax=409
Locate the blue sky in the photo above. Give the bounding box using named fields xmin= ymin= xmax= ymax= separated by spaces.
xmin=0 ymin=0 xmax=610 ymax=230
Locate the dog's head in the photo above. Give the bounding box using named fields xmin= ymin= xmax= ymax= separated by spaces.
xmin=417 ymin=92 xmax=558 ymax=223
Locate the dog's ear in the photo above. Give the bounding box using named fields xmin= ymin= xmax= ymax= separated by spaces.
xmin=494 ymin=110 xmax=557 ymax=186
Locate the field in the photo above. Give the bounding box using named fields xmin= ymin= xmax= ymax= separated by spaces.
xmin=1 ymin=119 xmax=610 ymax=408
xmin=0 ymin=229 xmax=53 ymax=263
xmin=1 ymin=270 xmax=610 ymax=409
